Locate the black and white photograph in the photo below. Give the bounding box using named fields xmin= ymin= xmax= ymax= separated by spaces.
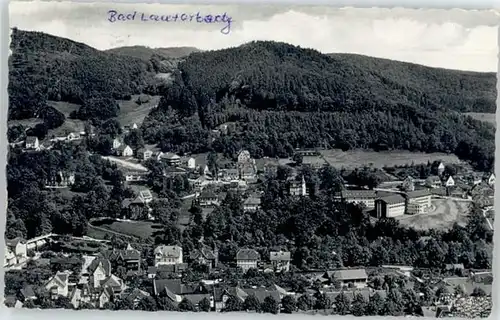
xmin=3 ymin=2 xmax=497 ymax=318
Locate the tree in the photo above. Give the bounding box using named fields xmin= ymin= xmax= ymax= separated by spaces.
xmin=351 ymin=293 xmax=367 ymax=316
xmin=224 ymin=295 xmax=243 ymax=312
xmin=472 ymin=287 xmax=487 ymax=297
xmin=314 ymin=293 xmax=332 ymax=310
xmin=281 ymin=295 xmax=296 ymax=314
xmin=297 ymin=294 xmax=314 ymax=311
xmin=178 ymin=297 xmax=196 ymax=312
xmin=157 ymin=295 xmax=179 ymax=311
xmin=292 ymin=153 xmax=303 ymax=165
xmin=244 ymin=294 xmax=261 ymax=312
xmin=366 ymin=292 xmax=385 ymax=316
xmin=335 ymin=291 xmax=351 ymax=315
xmin=199 ymin=297 xmax=211 ymax=312
xmin=137 ymin=296 xmax=158 ymax=311
xmin=261 ymin=296 xmax=279 ymax=314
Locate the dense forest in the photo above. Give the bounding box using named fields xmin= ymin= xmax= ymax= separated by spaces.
xmin=8 ymin=30 xmax=497 ymax=171
xmin=8 ymin=29 xmax=171 ymax=120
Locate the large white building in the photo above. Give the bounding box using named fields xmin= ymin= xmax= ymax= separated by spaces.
xmin=236 ymin=249 xmax=260 ymax=272
xmin=154 ymin=245 xmax=183 ymax=266
xmin=375 ymin=194 xmax=406 ymax=218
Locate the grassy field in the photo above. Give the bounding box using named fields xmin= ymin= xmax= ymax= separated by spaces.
xmin=116 ymin=95 xmax=161 ymax=127
xmin=48 ymin=101 xmax=81 ymax=117
xmin=320 ymin=149 xmax=461 ymax=169
xmin=395 ymin=199 xmax=471 ymax=230
xmin=464 ymin=112 xmax=496 ymax=127
xmin=91 ymin=219 xmax=163 ymax=239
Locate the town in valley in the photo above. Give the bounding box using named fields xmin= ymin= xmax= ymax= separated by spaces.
xmin=3 ymin=19 xmax=496 ymax=318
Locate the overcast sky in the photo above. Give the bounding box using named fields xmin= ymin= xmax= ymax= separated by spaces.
xmin=9 ymin=2 xmax=500 ymax=72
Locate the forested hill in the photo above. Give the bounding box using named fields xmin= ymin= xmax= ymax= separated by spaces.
xmin=8 ymin=29 xmax=160 ymax=120
xmin=106 ymin=46 xmax=201 ymax=60
xmin=144 ymin=41 xmax=495 ymax=171
xmin=177 ymin=41 xmax=496 ymax=113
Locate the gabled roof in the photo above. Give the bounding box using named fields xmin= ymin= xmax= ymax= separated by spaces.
xmin=162 ymin=152 xmax=181 ymax=160
xmin=236 ymin=249 xmax=260 ymax=261
xmin=154 ymin=245 xmax=182 ymax=258
xmin=426 ymin=175 xmax=441 ymax=183
xmin=125 ymin=288 xmax=150 ymax=303
xmin=87 ymin=258 xmax=112 ymax=276
xmin=270 ymin=251 xmax=291 ymax=261
xmin=101 ymin=275 xmax=124 ymax=289
xmin=20 ymin=285 xmax=36 ymax=299
xmin=199 ymin=191 xmax=218 ymax=199
xmin=6 ymin=237 xmax=25 ymax=247
xmin=190 ymin=246 xmax=217 ymax=260
xmin=153 ymin=279 xmax=207 ymax=296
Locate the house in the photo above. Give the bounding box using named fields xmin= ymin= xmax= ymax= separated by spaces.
xmin=153 ymin=279 xmax=212 ymax=308
xmin=445 ymin=263 xmax=465 ymax=271
xmin=20 ymin=285 xmax=37 ymax=301
xmin=239 ymin=164 xmax=257 ymax=181
xmin=154 ymin=245 xmax=183 ymax=266
xmin=152 ymin=151 xmax=164 ymax=161
xmin=222 ymin=168 xmax=239 ymax=181
xmin=406 ymin=189 xmax=432 ymax=214
xmin=162 ymin=153 xmax=181 ymax=166
xmin=100 ymin=274 xmax=126 ymax=295
xmin=187 ymin=157 xmax=196 ymax=169
xmin=375 ymin=194 xmax=406 ymax=218
xmin=147 ymin=263 xmax=188 ymax=278
xmin=203 ymin=165 xmax=211 ymax=176
xmin=326 ymin=268 xmax=368 ymax=289
xmin=124 ymin=289 xmax=151 ymax=308
xmin=87 ymin=258 xmax=112 ymax=288
xmin=445 ymin=176 xmax=455 ymax=187
xmin=437 ymin=162 xmax=445 ymax=175
xmin=112 ymin=138 xmax=122 ymax=150
xmin=425 ymin=175 xmax=442 ymax=188
xmin=136 ymin=148 xmax=153 ymax=161
xmin=214 ymin=287 xmax=249 ymax=311
xmin=236 ymin=249 xmax=261 ymax=272
xmin=107 ymin=244 xmax=142 ymax=271
xmin=5 ymin=238 xmax=27 ymax=265
xmin=189 ymin=246 xmax=218 ymax=269
xmin=238 ymin=150 xmax=252 ymax=164
xmin=243 ymin=196 xmax=261 ymax=212
xmin=270 ymin=251 xmax=291 ymax=272
xmin=97 ymin=286 xmax=115 ymax=308
xmin=339 ymin=190 xmax=377 ymax=209
xmin=116 ymin=145 xmax=134 ymax=157
xmin=289 ymin=176 xmax=307 ymax=197
xmin=487 ymin=173 xmax=495 ymax=187
xmin=45 ymin=271 xmax=71 ymax=298
xmin=25 ymin=136 xmax=39 ymax=150
xmin=4 ymin=249 xmax=16 ymax=267
xmin=124 ymin=171 xmax=148 ymax=182
xmin=46 ymin=170 xmax=75 ymax=188
xmin=401 ymin=176 xmax=415 ymax=192
xmin=197 ymin=191 xmax=220 ymax=207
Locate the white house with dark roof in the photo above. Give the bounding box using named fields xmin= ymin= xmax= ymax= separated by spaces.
xmin=327 ymin=268 xmax=368 ymax=289
xmin=197 ymin=191 xmax=220 ymax=207
xmin=4 ymin=238 xmax=27 ymax=266
xmin=116 ymin=145 xmax=134 ymax=157
xmin=161 ymin=152 xmax=181 ymax=166
xmin=112 ymin=138 xmax=122 ymax=150
xmin=375 ymin=194 xmax=406 ymax=218
xmin=236 ymin=249 xmax=261 ymax=272
xmin=270 ymin=251 xmax=291 ymax=272
xmin=45 ymin=271 xmax=71 ymax=298
xmin=154 ymin=245 xmax=183 ymax=266
xmin=243 ymin=196 xmax=261 ymax=212
xmin=426 ymin=175 xmax=442 ymax=188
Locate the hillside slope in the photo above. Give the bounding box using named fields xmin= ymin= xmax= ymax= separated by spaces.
xmin=143 ymin=41 xmax=495 ymax=171
xmin=8 ymin=29 xmax=156 ymax=120
xmin=177 ymin=41 xmax=496 ymax=113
